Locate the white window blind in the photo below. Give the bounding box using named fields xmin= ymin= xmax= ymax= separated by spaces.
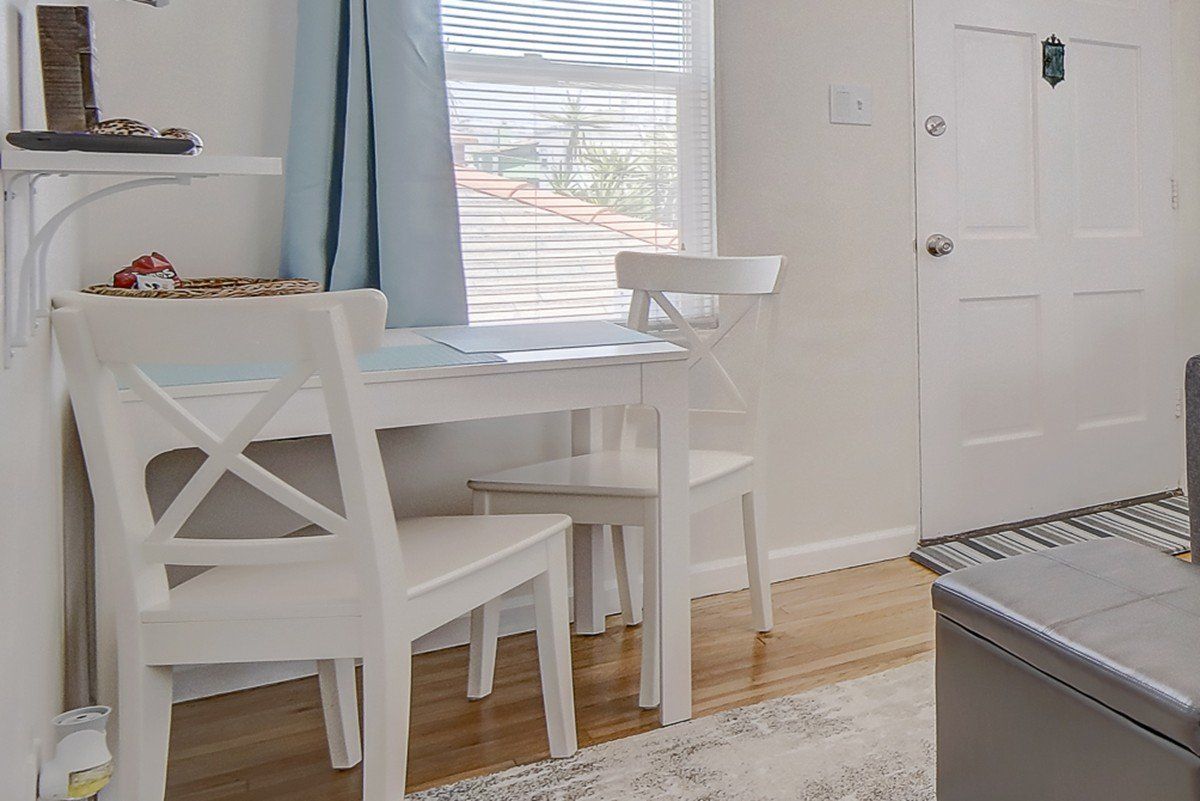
xmin=441 ymin=0 xmax=716 ymax=325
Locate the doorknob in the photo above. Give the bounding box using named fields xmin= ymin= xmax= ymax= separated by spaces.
xmin=926 ymin=234 xmax=955 ymax=257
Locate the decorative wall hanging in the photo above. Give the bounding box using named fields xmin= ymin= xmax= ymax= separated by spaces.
xmin=88 ymin=117 xmax=159 ymax=138
xmin=160 ymin=127 xmax=204 ymax=153
xmin=36 ymin=6 xmax=100 ymax=131
xmin=1042 ymin=34 xmax=1066 ymax=88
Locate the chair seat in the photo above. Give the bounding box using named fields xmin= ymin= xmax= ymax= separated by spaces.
xmin=468 ymin=448 xmax=754 ymax=498
xmin=141 ymin=514 xmax=570 ymax=624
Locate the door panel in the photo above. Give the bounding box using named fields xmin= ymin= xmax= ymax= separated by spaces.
xmin=1072 ymin=290 xmax=1146 ymax=427
xmin=915 ymin=0 xmax=1177 ymax=538
xmin=1072 ymin=41 xmax=1141 ymax=234
xmin=956 ymin=28 xmax=1040 ymax=238
xmin=956 ymin=295 xmax=1044 ymax=445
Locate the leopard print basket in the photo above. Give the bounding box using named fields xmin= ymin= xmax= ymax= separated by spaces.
xmin=83 ymin=277 xmax=324 ymax=299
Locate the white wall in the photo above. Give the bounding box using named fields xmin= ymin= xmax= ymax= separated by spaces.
xmin=715 ymin=0 xmax=921 ymax=560
xmin=0 ymin=1 xmax=87 ymax=795
xmin=80 ymin=1 xmax=295 ymax=277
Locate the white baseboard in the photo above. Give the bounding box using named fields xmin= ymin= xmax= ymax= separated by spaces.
xmin=172 ymin=524 xmax=918 ymax=702
xmin=689 ymin=524 xmax=919 ymax=599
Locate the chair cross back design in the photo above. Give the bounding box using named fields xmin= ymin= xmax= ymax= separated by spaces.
xmin=120 ymin=360 xmax=349 ymax=565
xmin=55 ymin=291 xmax=397 ymax=614
xmin=53 ymin=289 xmax=577 ymax=801
xmin=610 ymin=252 xmax=783 ymax=454
xmin=466 ymin=252 xmax=785 ymax=710
xmin=660 ymin=292 xmax=753 ymax=411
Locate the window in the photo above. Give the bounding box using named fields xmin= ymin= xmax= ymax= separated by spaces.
xmin=441 ymin=0 xmax=716 ymax=325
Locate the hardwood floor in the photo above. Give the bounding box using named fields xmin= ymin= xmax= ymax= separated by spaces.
xmin=167 ymin=556 xmax=938 ymax=800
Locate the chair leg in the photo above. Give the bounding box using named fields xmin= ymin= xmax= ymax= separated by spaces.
xmin=610 ymin=525 xmax=642 ymax=627
xmin=317 ymin=659 xmax=362 ymax=769
xmin=360 ymin=634 xmax=411 ymax=801
xmin=532 ymin=535 xmax=579 ymax=758
xmin=117 ymin=657 xmax=173 ymax=801
xmin=572 ymin=523 xmax=608 ymax=636
xmin=741 ymin=491 xmax=774 ymax=632
xmin=639 ymin=505 xmax=661 ymax=709
xmin=467 ymin=601 xmax=501 ymax=700
xmin=467 ymin=489 xmax=501 ymax=700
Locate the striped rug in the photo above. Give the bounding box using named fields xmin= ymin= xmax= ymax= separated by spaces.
xmin=910 ymin=495 xmax=1191 ymax=575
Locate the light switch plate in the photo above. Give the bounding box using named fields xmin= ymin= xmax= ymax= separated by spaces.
xmin=830 ymin=84 xmax=873 ymax=126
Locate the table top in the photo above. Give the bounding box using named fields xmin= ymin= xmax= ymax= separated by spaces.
xmin=122 ymin=323 xmax=688 ymax=401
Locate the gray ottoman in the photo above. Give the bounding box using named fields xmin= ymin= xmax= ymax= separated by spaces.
xmin=932 ymin=538 xmax=1200 ymax=800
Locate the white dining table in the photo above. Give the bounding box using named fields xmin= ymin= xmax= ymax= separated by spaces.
xmin=101 ymin=324 xmax=694 ymax=726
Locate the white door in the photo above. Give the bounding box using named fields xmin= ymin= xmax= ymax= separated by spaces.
xmin=915 ymin=0 xmax=1179 ymax=539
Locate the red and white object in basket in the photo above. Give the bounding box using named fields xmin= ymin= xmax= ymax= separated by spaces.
xmin=112 ymin=252 xmax=179 ymax=291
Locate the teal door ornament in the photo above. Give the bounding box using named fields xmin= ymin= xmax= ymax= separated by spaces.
xmin=1043 ymin=35 xmax=1065 ymax=88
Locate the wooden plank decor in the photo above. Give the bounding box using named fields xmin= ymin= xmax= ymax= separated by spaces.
xmin=36 ymin=5 xmax=100 ymax=132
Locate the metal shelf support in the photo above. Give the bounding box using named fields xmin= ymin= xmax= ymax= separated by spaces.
xmin=2 ymin=172 xmax=195 ymax=367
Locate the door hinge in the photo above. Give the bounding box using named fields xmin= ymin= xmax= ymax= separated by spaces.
xmin=1172 ymin=178 xmax=1181 ymax=211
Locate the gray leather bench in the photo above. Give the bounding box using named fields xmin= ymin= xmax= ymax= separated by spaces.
xmin=932 ymin=538 xmax=1200 ymax=800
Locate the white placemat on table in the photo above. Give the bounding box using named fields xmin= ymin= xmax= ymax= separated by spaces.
xmin=423 ymin=321 xmax=661 ymax=354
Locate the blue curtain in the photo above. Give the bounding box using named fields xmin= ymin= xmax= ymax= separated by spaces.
xmin=281 ymin=0 xmax=468 ymax=328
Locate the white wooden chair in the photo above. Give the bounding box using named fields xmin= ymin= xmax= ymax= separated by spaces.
xmin=465 ymin=253 xmax=785 ymax=709
xmin=51 ymin=289 xmax=577 ymax=801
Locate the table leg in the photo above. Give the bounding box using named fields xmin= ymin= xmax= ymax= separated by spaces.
xmin=642 ymin=360 xmax=691 ymax=725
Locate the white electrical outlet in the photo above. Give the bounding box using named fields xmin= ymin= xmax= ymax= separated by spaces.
xmin=830 ymin=84 xmax=873 ymax=126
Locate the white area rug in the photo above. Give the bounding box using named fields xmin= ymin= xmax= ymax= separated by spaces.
xmin=413 ymin=659 xmax=936 ymax=801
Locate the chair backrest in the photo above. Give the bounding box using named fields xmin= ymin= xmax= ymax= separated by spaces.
xmin=51 ymin=289 xmax=404 ymax=621
xmin=612 ymin=252 xmax=785 ymax=454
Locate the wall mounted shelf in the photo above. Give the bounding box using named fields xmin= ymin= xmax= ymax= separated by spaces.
xmin=0 ymin=148 xmax=283 ymax=367
xmin=1 ymin=150 xmax=281 ymax=177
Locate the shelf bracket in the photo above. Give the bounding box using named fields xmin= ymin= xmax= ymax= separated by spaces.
xmin=3 ymin=173 xmax=193 ymax=367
